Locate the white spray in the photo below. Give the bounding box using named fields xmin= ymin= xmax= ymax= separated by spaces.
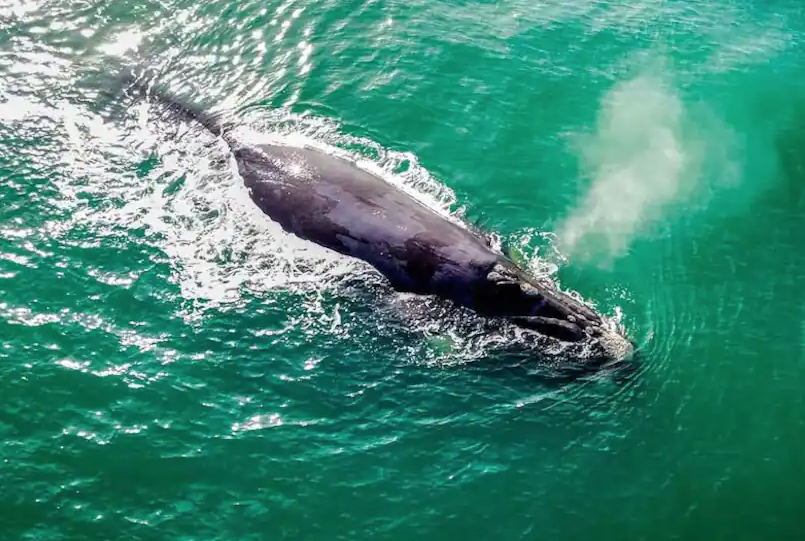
xmin=557 ymin=71 xmax=698 ymax=265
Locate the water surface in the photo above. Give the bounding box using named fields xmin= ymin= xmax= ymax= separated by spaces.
xmin=2 ymin=0 xmax=805 ymax=539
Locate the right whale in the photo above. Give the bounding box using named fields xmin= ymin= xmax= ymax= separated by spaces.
xmin=125 ymin=76 xmax=634 ymax=365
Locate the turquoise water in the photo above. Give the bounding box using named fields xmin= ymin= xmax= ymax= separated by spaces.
xmin=2 ymin=0 xmax=805 ymax=539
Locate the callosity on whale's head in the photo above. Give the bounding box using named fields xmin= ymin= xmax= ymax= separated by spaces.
xmin=472 ymin=260 xmax=634 ymax=363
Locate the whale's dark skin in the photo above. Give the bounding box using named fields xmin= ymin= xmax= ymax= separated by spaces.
xmin=127 ymin=79 xmax=633 ymax=362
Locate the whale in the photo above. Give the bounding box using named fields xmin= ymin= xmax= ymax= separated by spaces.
xmin=122 ymin=76 xmax=634 ymax=364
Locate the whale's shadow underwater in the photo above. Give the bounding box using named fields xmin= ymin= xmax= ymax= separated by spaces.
xmin=118 ymin=72 xmax=638 ymax=377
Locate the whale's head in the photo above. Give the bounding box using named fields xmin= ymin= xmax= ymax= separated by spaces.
xmin=473 ymin=260 xmax=634 ymax=364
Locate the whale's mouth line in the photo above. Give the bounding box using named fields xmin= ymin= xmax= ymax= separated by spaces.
xmin=510 ymin=315 xmax=589 ymax=342
xmin=507 ymin=314 xmax=634 ymax=361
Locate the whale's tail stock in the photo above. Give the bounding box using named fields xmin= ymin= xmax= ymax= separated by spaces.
xmin=113 ymin=65 xmax=239 ymax=148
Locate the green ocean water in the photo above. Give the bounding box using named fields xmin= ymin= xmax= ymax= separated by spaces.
xmin=2 ymin=0 xmax=805 ymax=539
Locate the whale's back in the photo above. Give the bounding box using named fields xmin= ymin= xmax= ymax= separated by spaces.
xmin=236 ymin=143 xmax=499 ymax=297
